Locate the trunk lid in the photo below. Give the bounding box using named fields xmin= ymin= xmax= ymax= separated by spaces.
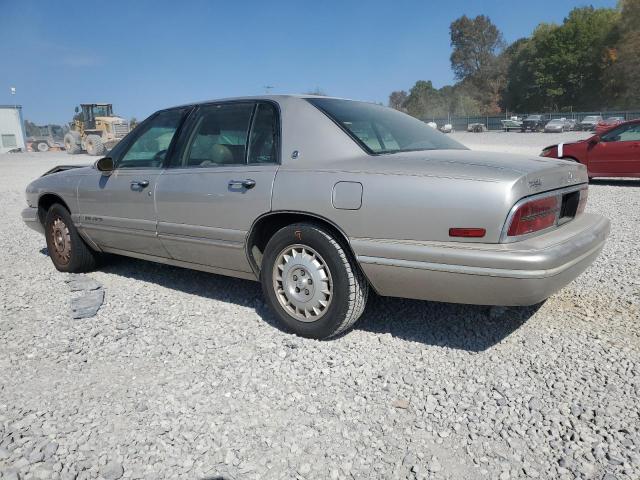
xmin=323 ymin=149 xmax=588 ymax=192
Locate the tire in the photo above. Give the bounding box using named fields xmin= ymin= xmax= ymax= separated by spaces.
xmin=85 ymin=135 xmax=106 ymax=156
xmin=260 ymin=223 xmax=369 ymax=339
xmin=64 ymin=132 xmax=81 ymax=154
xmin=44 ymin=204 xmax=97 ymax=273
xmin=36 ymin=141 xmax=49 ymax=152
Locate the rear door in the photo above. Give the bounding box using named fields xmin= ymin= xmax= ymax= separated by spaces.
xmin=77 ymin=108 xmax=188 ymax=256
xmin=155 ymin=101 xmax=280 ymax=273
xmin=589 ymin=123 xmax=640 ymax=176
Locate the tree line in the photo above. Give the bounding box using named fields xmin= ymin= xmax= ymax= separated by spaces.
xmin=389 ymin=0 xmax=640 ymax=118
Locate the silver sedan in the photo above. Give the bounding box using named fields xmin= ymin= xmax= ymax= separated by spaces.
xmin=22 ymin=96 xmax=610 ymax=338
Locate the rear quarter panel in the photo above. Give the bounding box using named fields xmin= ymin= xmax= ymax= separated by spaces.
xmin=271 ymin=169 xmax=514 ymax=243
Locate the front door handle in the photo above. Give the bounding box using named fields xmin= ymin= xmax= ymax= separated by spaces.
xmin=131 ymin=180 xmax=150 ymax=188
xmin=228 ymin=179 xmax=256 ymax=189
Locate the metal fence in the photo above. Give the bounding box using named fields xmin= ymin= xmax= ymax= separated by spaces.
xmin=422 ymin=111 xmax=640 ymax=131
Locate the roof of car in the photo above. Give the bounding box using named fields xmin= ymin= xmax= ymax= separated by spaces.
xmin=165 ymin=94 xmax=353 ymax=110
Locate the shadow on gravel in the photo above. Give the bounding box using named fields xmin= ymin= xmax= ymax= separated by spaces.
xmin=355 ymin=294 xmax=541 ymax=352
xmin=100 ymin=255 xmax=539 ymax=352
xmin=589 ymin=178 xmax=640 ymax=187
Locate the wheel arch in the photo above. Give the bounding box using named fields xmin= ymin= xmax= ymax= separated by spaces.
xmin=37 ymin=193 xmax=71 ymax=225
xmin=246 ymin=210 xmax=365 ymax=279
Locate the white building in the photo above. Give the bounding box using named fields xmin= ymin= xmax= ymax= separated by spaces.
xmin=0 ymin=105 xmax=26 ymax=153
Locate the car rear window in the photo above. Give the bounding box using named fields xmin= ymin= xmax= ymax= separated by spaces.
xmin=306 ymin=98 xmax=466 ymax=154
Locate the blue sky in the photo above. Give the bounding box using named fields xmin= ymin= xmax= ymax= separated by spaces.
xmin=0 ymin=0 xmax=618 ymax=124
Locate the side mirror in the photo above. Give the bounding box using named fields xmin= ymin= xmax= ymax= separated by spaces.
xmin=95 ymin=156 xmax=114 ymax=173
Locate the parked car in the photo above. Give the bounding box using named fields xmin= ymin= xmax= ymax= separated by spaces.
xmin=22 ymin=96 xmax=609 ymax=339
xmin=501 ymin=119 xmax=522 ymax=132
xmin=541 ymin=119 xmax=640 ymax=179
xmin=440 ymin=123 xmax=453 ymax=133
xmin=544 ymin=118 xmax=576 ymax=133
xmin=467 ymin=122 xmax=486 ymax=132
xmin=544 ymin=119 xmax=568 ymax=133
xmin=521 ymin=115 xmax=546 ymax=132
xmin=577 ymin=115 xmax=603 ymax=131
xmin=564 ymin=119 xmax=578 ymax=131
xmin=595 ymin=116 xmax=625 ymax=135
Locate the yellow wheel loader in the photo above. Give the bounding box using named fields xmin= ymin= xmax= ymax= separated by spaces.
xmin=64 ymin=103 xmax=130 ymax=156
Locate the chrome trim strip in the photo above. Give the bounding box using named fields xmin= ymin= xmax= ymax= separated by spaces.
xmin=500 ymin=184 xmax=588 ymax=243
xmin=157 ymin=233 xmax=244 ymax=249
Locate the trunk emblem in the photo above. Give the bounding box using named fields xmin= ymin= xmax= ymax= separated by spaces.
xmin=529 ymin=178 xmax=542 ymax=189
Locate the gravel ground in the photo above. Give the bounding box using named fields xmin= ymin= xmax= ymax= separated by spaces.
xmin=1 ymin=141 xmax=639 ymax=480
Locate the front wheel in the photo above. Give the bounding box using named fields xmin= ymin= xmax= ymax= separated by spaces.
xmin=260 ymin=223 xmax=369 ymax=339
xmin=85 ymin=135 xmax=106 ymax=156
xmin=44 ymin=204 xmax=98 ymax=272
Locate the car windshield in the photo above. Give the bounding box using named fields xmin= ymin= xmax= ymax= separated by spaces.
xmin=526 ymin=115 xmax=542 ymax=120
xmin=583 ymin=116 xmax=599 ymax=122
xmin=606 ymin=117 xmax=623 ymax=122
xmin=548 ymin=120 xmax=563 ymax=125
xmin=306 ymin=98 xmax=467 ymax=154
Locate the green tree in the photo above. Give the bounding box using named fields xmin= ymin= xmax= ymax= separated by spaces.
xmin=403 ymin=81 xmax=447 ymax=119
xmin=504 ymin=7 xmax=619 ymax=111
xmin=607 ymin=0 xmax=640 ymax=107
xmin=449 ymin=15 xmax=506 ymax=113
xmin=450 ymin=15 xmax=505 ymax=81
xmin=388 ymin=90 xmax=408 ymax=111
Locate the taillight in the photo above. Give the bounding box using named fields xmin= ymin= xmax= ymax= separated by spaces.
xmin=577 ymin=188 xmax=588 ymax=213
xmin=449 ymin=228 xmax=486 ymax=238
xmin=507 ymin=196 xmax=559 ymax=237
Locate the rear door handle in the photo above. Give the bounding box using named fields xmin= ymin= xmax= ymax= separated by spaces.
xmin=228 ymin=179 xmax=256 ymax=189
xmin=130 ymin=180 xmax=150 ymax=188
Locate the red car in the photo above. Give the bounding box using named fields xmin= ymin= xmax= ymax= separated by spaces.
xmin=541 ymin=119 xmax=640 ymax=178
xmin=595 ymin=116 xmax=625 ymax=135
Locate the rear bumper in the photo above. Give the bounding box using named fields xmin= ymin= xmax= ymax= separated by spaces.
xmin=352 ymin=213 xmax=610 ymax=306
xmin=21 ymin=207 xmax=44 ymax=234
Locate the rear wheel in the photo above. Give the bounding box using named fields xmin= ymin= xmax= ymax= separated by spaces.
xmin=44 ymin=204 xmax=98 ymax=272
xmin=35 ymin=141 xmax=49 ymax=152
xmin=85 ymin=135 xmax=106 ymax=156
xmin=261 ymin=223 xmax=369 ymax=339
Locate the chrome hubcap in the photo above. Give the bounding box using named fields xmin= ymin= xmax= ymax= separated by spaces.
xmin=51 ymin=218 xmax=71 ymax=264
xmin=273 ymin=245 xmax=332 ymax=322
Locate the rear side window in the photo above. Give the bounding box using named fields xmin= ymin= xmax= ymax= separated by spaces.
xmin=248 ymin=103 xmax=279 ymax=164
xmin=602 ymin=123 xmax=640 ymax=142
xmin=181 ymin=103 xmax=254 ymax=167
xmin=307 ymin=98 xmax=466 ymax=154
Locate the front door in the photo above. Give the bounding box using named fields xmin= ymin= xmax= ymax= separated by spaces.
xmin=589 ymin=123 xmax=640 ymax=176
xmin=77 ymin=108 xmax=188 ymax=256
xmin=155 ymin=101 xmax=280 ymax=273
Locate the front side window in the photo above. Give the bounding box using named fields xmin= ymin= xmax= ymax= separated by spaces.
xmin=602 ymin=123 xmax=640 ymax=142
xmin=181 ymin=103 xmax=254 ymax=167
xmin=118 ymin=109 xmax=186 ymax=168
xmin=307 ymin=98 xmax=466 ymax=154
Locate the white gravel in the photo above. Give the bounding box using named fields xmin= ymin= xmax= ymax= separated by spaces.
xmin=1 ymin=144 xmax=639 ymax=480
